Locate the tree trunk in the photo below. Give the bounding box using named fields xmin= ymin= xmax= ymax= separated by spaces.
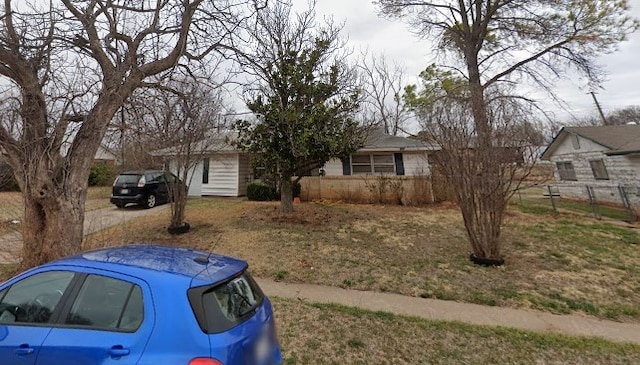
xmin=20 ymin=186 xmax=86 ymax=270
xmin=456 ymin=44 xmax=505 ymax=260
xmin=170 ymin=184 xmax=188 ymax=228
xmin=11 ymin=89 xmax=125 ymax=269
xmin=280 ymin=178 xmax=294 ymax=213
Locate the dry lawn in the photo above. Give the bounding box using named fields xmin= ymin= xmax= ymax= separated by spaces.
xmin=0 ymin=187 xmax=112 ymax=236
xmin=274 ymin=297 xmax=640 ymax=364
xmin=84 ymin=197 xmax=640 ymax=321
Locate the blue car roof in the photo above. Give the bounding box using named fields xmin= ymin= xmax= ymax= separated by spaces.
xmin=53 ymin=244 xmax=248 ymax=287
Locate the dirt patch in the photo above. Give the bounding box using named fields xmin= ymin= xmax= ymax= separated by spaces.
xmin=0 ymin=219 xmax=20 ymax=236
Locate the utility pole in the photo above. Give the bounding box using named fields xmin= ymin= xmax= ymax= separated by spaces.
xmin=589 ymin=91 xmax=608 ymax=125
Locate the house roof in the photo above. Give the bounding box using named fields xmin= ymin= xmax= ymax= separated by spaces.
xmin=152 ymin=128 xmax=437 ymax=156
xmin=360 ymin=128 xmax=437 ymax=152
xmin=541 ymin=125 xmax=640 ymax=160
xmin=60 ymin=141 xmax=118 ymax=161
xmin=151 ymin=131 xmax=238 ymax=157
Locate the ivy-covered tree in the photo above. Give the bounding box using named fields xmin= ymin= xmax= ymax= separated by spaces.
xmin=235 ymin=0 xmax=363 ymax=212
xmin=378 ymin=0 xmax=638 ymax=262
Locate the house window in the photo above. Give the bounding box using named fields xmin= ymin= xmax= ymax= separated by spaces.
xmin=351 ymin=154 xmax=396 ymax=174
xmin=556 ymin=161 xmax=577 ymax=181
xmin=202 ymin=158 xmax=210 ymax=184
xmin=589 ymin=159 xmax=609 ymax=180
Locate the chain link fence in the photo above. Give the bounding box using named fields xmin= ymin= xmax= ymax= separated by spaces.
xmin=515 ymin=184 xmax=638 ymax=223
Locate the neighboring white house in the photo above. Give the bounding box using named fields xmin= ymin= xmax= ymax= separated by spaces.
xmin=540 ymin=125 xmax=640 ymax=207
xmin=60 ymin=142 xmax=119 ymax=164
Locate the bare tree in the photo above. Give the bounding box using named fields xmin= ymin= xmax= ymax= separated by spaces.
xmin=378 ymin=0 xmax=637 ymax=262
xmin=605 ymin=106 xmax=640 ymax=125
xmin=0 ymin=0 xmax=254 ymax=268
xmin=136 ymin=76 xmax=228 ymax=232
xmin=359 ymin=53 xmax=411 ymax=135
xmin=410 ymin=82 xmax=542 ymax=262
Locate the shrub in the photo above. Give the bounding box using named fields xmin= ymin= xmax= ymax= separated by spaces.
xmin=247 ymin=182 xmax=277 ymax=201
xmin=0 ymin=162 xmax=19 ymax=192
xmin=247 ymin=181 xmax=302 ymax=201
xmin=363 ymin=175 xmax=406 ymax=204
xmin=292 ymin=182 xmax=301 ymax=198
xmin=89 ymin=162 xmax=117 ymax=186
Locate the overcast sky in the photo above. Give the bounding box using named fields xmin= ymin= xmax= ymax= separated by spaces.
xmin=297 ymin=0 xmax=640 ymax=124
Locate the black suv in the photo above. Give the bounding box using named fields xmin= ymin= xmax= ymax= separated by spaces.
xmin=110 ymin=170 xmax=179 ymax=209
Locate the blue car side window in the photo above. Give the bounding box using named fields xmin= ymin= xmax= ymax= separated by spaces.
xmin=0 ymin=271 xmax=74 ymax=324
xmin=65 ymin=274 xmax=143 ymax=332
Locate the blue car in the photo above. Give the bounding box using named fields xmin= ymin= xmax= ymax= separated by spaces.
xmin=0 ymin=245 xmax=282 ymax=365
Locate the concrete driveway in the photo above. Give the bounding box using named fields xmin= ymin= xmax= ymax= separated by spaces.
xmin=0 ymin=205 xmax=168 ymax=265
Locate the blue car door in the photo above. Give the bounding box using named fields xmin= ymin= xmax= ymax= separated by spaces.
xmin=0 ymin=271 xmax=76 ymax=365
xmin=0 ymin=326 xmax=50 ymax=365
xmin=35 ymin=272 xmax=154 ymax=365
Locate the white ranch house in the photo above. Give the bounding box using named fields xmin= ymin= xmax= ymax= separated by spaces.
xmin=156 ymin=129 xmax=436 ymax=202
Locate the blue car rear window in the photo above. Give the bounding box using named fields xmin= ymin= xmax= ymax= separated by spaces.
xmin=188 ymin=271 xmax=264 ymax=334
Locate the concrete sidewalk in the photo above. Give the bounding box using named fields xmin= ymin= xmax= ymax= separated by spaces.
xmin=256 ymin=278 xmax=640 ymax=345
xmin=0 ymin=205 xmax=168 ymax=264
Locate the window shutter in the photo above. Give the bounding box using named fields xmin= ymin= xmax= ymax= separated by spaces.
xmin=202 ymin=158 xmax=210 ymax=184
xmin=394 ymin=153 xmax=405 ymax=176
xmin=341 ymin=156 xmax=351 ymax=176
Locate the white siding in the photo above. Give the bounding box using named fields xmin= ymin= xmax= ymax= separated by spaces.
xmin=551 ymin=133 xmax=605 ymax=155
xmin=323 ymin=158 xmax=344 ymax=176
xmin=187 ymin=161 xmax=203 ymax=197
xmin=201 ymin=154 xmax=240 ymax=197
xmin=403 ymin=152 xmax=430 ymax=176
xmin=169 ymin=160 xmax=203 ymax=197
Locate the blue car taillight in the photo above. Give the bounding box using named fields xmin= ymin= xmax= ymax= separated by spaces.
xmin=189 ymin=358 xmax=222 ymax=365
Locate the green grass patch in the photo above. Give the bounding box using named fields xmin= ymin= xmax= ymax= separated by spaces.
xmin=557 ymin=200 xmax=632 ymax=221
xmin=514 ymin=201 xmax=556 ymax=216
xmin=513 ymin=195 xmax=634 ymax=222
xmin=276 ymin=298 xmax=640 ymax=364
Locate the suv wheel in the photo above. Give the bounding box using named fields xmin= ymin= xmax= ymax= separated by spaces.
xmin=145 ymin=194 xmax=157 ymax=209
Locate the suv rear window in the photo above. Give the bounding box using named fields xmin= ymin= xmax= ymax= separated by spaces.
xmin=115 ymin=174 xmax=141 ymax=185
xmin=188 ymin=272 xmax=264 ymax=334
